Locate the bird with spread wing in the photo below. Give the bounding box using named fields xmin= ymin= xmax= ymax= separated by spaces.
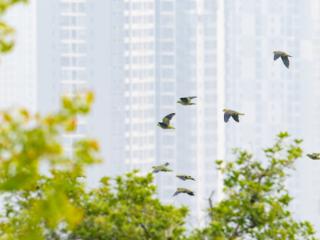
xmin=157 ymin=113 xmax=175 ymax=129
xmin=173 ymin=187 xmax=195 ymax=197
xmin=307 ymin=153 xmax=320 ymax=160
xmin=177 ymin=96 xmax=197 ymax=106
xmin=223 ymin=109 xmax=244 ymax=123
xmin=152 ymin=162 xmax=172 ymax=173
xmin=273 ymin=50 xmax=292 ymax=68
xmin=176 ymin=175 xmax=195 ymax=181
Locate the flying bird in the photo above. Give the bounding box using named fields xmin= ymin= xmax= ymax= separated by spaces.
xmin=223 ymin=109 xmax=244 ymax=123
xmin=273 ymin=51 xmax=292 ymax=68
xmin=177 ymin=96 xmax=197 ymax=106
xmin=176 ymin=175 xmax=195 ymax=181
xmin=157 ymin=113 xmax=175 ymax=129
xmin=173 ymin=188 xmax=195 ymax=197
xmin=307 ymin=153 xmax=320 ymax=160
xmin=152 ymin=162 xmax=172 ymax=173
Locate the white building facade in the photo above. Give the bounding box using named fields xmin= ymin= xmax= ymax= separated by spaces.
xmin=0 ymin=1 xmax=37 ymax=112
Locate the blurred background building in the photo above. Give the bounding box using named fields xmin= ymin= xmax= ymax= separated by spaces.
xmin=0 ymin=1 xmax=37 ymax=112
xmin=0 ymin=0 xmax=319 ymax=230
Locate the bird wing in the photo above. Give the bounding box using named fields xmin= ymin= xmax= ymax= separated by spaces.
xmin=307 ymin=154 xmax=314 ymax=159
xmin=173 ymin=190 xmax=180 ymax=197
xmin=163 ymin=113 xmax=175 ymax=125
xmin=281 ymin=56 xmax=289 ymax=68
xmin=180 ymin=97 xmax=189 ymax=103
xmin=274 ymin=52 xmax=281 ymax=60
xmin=152 ymin=166 xmax=160 ymax=173
xmin=224 ymin=112 xmax=231 ymax=122
xmin=176 ymin=175 xmax=184 ymax=180
xmin=187 ymin=191 xmax=195 ymax=196
xmin=188 ymin=96 xmax=197 ymax=100
xmin=163 ymin=166 xmax=172 ymax=172
xmin=231 ymin=114 xmax=240 ymax=122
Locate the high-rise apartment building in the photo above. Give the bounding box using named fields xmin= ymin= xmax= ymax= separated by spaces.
xmin=0 ymin=2 xmax=37 ymax=112
xmin=32 ymin=0 xmax=320 ymax=230
xmin=223 ymin=0 xmax=320 ymax=227
xmin=101 ymin=1 xmax=221 ymax=226
xmin=103 ymin=0 xmax=157 ymax=175
xmin=38 ymin=0 xmax=90 ymax=156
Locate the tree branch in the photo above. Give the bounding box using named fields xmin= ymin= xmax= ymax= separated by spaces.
xmin=208 ymin=190 xmax=215 ymax=209
xmin=139 ymin=223 xmax=151 ymax=240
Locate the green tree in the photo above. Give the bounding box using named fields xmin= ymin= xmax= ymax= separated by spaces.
xmin=66 ymin=171 xmax=188 ymax=240
xmin=191 ymin=132 xmax=318 ymax=240
xmin=0 ymin=91 xmax=187 ymax=239
xmin=1 ymin=164 xmax=188 ymax=240
xmin=0 ymin=92 xmax=101 ymax=239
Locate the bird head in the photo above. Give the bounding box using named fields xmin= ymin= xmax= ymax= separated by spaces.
xmin=164 ymin=162 xmax=170 ymax=166
xmin=223 ymin=108 xmax=228 ymax=112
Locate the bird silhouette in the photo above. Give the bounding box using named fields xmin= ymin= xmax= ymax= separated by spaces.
xmin=152 ymin=162 xmax=172 ymax=173
xmin=176 ymin=175 xmax=195 ymax=181
xmin=173 ymin=187 xmax=195 ymax=197
xmin=157 ymin=113 xmax=175 ymax=129
xmin=223 ymin=109 xmax=244 ymax=123
xmin=273 ymin=50 xmax=292 ymax=68
xmin=177 ymin=96 xmax=197 ymax=106
xmin=307 ymin=153 xmax=320 ymax=160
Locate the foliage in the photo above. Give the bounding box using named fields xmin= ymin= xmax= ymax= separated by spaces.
xmin=191 ymin=132 xmax=318 ymax=240
xmin=0 ymin=0 xmax=28 ymax=54
xmin=0 ymin=90 xmax=187 ymax=239
xmin=0 ymin=92 xmax=100 ymax=239
xmin=66 ymin=171 xmax=188 ymax=240
xmin=0 ymin=166 xmax=188 ymax=240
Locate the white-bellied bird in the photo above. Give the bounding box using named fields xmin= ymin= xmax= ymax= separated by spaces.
xmin=157 ymin=113 xmax=175 ymax=129
xmin=273 ymin=50 xmax=292 ymax=68
xmin=176 ymin=175 xmax=195 ymax=181
xmin=173 ymin=188 xmax=195 ymax=197
xmin=177 ymin=96 xmax=197 ymax=106
xmin=223 ymin=109 xmax=244 ymax=123
xmin=152 ymin=162 xmax=172 ymax=173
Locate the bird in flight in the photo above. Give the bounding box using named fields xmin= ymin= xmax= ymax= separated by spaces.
xmin=176 ymin=175 xmax=195 ymax=181
xmin=223 ymin=109 xmax=244 ymax=123
xmin=273 ymin=50 xmax=292 ymax=68
xmin=177 ymin=96 xmax=197 ymax=106
xmin=307 ymin=153 xmax=320 ymax=160
xmin=152 ymin=162 xmax=172 ymax=173
xmin=173 ymin=188 xmax=195 ymax=197
xmin=157 ymin=113 xmax=175 ymax=129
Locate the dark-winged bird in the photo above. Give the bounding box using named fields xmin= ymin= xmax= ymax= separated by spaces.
xmin=273 ymin=51 xmax=292 ymax=68
xmin=152 ymin=162 xmax=172 ymax=173
xmin=177 ymin=96 xmax=197 ymax=106
xmin=307 ymin=153 xmax=320 ymax=160
xmin=157 ymin=113 xmax=175 ymax=129
xmin=223 ymin=109 xmax=244 ymax=123
xmin=176 ymin=175 xmax=195 ymax=181
xmin=173 ymin=188 xmax=195 ymax=197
